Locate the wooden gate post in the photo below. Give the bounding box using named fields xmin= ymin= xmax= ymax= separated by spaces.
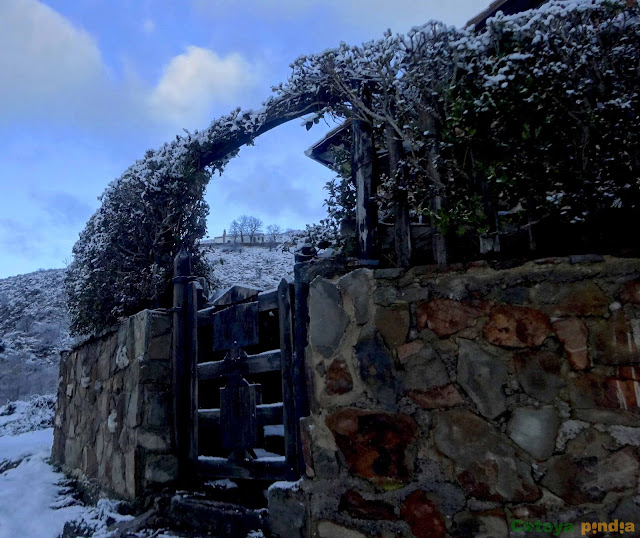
xmin=278 ymin=278 xmax=300 ymax=478
xmin=172 ymin=246 xmax=198 ymax=485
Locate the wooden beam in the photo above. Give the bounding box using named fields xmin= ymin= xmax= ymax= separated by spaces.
xmin=197 ymin=456 xmax=289 ymax=481
xmin=386 ymin=125 xmax=412 ymax=267
xmin=198 ymin=350 xmax=282 ymax=380
xmin=352 ymin=98 xmax=378 ymax=260
xmin=199 ymin=403 xmax=283 ymax=429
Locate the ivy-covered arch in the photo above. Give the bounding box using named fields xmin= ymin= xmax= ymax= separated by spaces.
xmin=66 ymin=0 xmax=640 ymax=335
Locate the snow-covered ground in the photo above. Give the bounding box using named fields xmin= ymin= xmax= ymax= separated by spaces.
xmin=0 ymin=396 xmax=192 ymax=538
xmin=204 ymin=243 xmax=295 ymax=294
xmin=0 ymin=244 xmax=296 ymax=404
xmin=0 ymin=396 xmax=99 ymax=538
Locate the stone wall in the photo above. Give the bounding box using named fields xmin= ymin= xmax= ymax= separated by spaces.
xmin=52 ymin=310 xmax=175 ymax=500
xmin=271 ymin=256 xmax=640 ymax=537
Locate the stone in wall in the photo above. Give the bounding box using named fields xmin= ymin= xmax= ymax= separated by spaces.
xmin=325 ymin=358 xmax=353 ymax=396
xmin=309 ymin=278 xmax=349 ymax=358
xmin=507 ymin=406 xmax=559 ymax=460
xmin=375 ymin=306 xmax=410 ymax=348
xmin=457 ymin=340 xmax=507 ymax=419
xmin=416 ymin=299 xmax=485 ymax=337
xmin=434 ymin=409 xmax=539 ymax=502
xmin=570 ymin=371 xmax=640 ymax=413
xmin=338 ymin=269 xmax=372 ymax=325
xmin=354 ymin=328 xmax=397 ymax=408
xmin=554 ymin=281 xmax=609 ymax=317
xmin=400 ymin=490 xmax=446 ymax=538
xmin=326 ymin=408 xmax=418 ymax=487
xmin=514 ymin=350 xmax=565 ymax=403
xmin=552 ymin=317 xmax=589 ymax=370
xmin=620 ymin=279 xmax=640 ymax=304
xmin=541 ymin=447 xmax=639 ymax=504
xmin=483 ymin=305 xmax=550 ymax=348
xmin=592 ymin=310 xmax=640 ymax=365
xmin=407 ymin=385 xmax=466 ymax=409
xmin=338 ymin=490 xmax=398 ymax=521
xmin=401 ymin=346 xmax=449 ymax=393
xmin=530 ymin=280 xmax=609 ymax=317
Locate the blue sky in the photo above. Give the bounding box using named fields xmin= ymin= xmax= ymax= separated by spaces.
xmin=0 ymin=0 xmax=487 ymax=278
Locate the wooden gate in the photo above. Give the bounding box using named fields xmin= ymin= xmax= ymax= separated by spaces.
xmin=171 ymin=247 xmax=305 ymax=485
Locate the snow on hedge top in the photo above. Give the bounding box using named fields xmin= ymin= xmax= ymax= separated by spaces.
xmin=96 ymin=0 xmax=632 ymax=216
xmin=68 ymin=0 xmax=637 ymax=333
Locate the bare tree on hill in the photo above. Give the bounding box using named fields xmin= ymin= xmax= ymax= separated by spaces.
xmin=229 ymin=215 xmax=263 ymax=243
xmin=247 ymin=216 xmax=263 ymax=243
xmin=229 ymin=219 xmax=242 ymax=242
xmin=266 ymin=224 xmax=282 ymax=242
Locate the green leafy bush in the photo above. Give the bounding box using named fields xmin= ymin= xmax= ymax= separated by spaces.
xmin=65 ymin=143 xmax=214 ymax=335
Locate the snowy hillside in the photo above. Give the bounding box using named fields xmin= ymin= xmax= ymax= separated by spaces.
xmin=0 ymin=269 xmax=71 ymax=403
xmin=0 ymin=245 xmax=295 ymax=403
xmin=205 ymin=243 xmax=295 ymax=294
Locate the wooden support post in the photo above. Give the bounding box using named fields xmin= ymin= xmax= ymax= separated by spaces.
xmin=352 ymin=104 xmax=378 ymax=261
xmin=293 ymin=266 xmax=312 ymax=421
xmin=386 ymin=125 xmax=412 ymax=267
xmin=172 ymin=247 xmax=198 ymax=486
xmin=278 ymin=278 xmax=299 ymax=479
xmin=431 ymin=195 xmax=448 ymax=265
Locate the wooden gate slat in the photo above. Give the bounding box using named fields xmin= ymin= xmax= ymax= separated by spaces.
xmin=257 ymin=289 xmax=278 ymax=311
xmin=199 ymin=403 xmax=283 ymax=428
xmin=212 ymin=302 xmax=260 ymax=350
xmin=198 ymin=456 xmax=288 ymax=481
xmin=198 ymin=350 xmax=281 ymax=380
xmin=197 ymin=289 xmax=279 ymax=326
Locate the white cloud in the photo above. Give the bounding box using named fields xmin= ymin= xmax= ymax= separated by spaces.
xmin=149 ymin=46 xmax=255 ymax=128
xmin=143 ymin=18 xmax=155 ymax=34
xmin=0 ymin=0 xmax=106 ymax=120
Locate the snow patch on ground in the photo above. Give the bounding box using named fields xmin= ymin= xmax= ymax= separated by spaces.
xmin=0 ymin=427 xmax=87 ymax=538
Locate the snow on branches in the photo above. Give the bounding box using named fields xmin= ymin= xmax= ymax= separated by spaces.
xmin=67 ymin=0 xmax=640 ymax=334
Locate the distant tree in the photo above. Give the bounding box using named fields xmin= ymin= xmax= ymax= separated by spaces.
xmin=247 ymin=216 xmax=263 ymax=243
xmin=229 ymin=219 xmax=241 ymax=242
xmin=237 ymin=215 xmax=251 ymax=242
xmin=266 ymin=224 xmax=282 ymax=242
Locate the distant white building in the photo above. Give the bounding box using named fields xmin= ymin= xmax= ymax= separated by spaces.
xmin=209 ymin=230 xmax=273 ymax=244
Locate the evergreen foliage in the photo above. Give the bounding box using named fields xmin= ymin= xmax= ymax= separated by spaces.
xmin=66 ymin=0 xmax=639 ymax=334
